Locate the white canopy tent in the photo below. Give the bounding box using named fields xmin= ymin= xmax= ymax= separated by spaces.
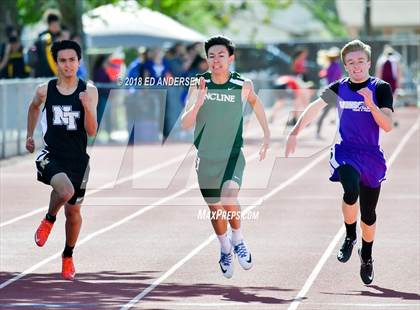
xmin=83 ymin=1 xmax=206 ymax=49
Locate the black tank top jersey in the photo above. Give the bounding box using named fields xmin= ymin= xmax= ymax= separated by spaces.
xmin=41 ymin=79 xmax=88 ymax=161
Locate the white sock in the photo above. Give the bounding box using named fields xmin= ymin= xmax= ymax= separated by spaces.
xmin=217 ymin=233 xmax=232 ymax=254
xmin=231 ymin=228 xmax=243 ymax=246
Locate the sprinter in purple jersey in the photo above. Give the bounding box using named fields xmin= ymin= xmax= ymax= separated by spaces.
xmin=285 ymin=40 xmax=393 ymax=284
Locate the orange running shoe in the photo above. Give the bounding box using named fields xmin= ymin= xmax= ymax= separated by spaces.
xmin=34 ymin=219 xmax=54 ymax=247
xmin=62 ymin=256 xmax=76 ymax=280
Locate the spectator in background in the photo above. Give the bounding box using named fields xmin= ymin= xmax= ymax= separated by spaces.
xmin=184 ymin=43 xmax=207 ymax=90
xmin=105 ymin=50 xmax=125 ymax=82
xmin=142 ymin=47 xmax=171 ymax=80
xmin=316 ymin=47 xmax=343 ymax=139
xmin=183 ymin=42 xmax=201 ymax=74
xmin=142 ymin=48 xmax=173 ymax=139
xmin=38 ymin=10 xmax=62 ymax=40
xmin=269 ymin=75 xmax=314 ymax=126
xmin=166 ymin=43 xmax=187 ymax=77
xmin=184 ymin=43 xmax=204 ymax=70
xmin=186 ymin=54 xmax=208 ymax=77
xmin=28 ymin=10 xmax=62 ymax=77
xmin=376 ymin=45 xmax=402 ymax=127
xmin=0 ymin=26 xmax=30 ymax=79
xmin=125 ymin=48 xmax=151 ymax=143
xmin=70 ymin=33 xmax=88 ymax=80
xmin=93 ymin=55 xmax=111 ymax=85
xmin=93 ymin=55 xmax=112 ymax=137
xmin=125 ymin=48 xmax=146 ymax=144
xmin=164 ymin=44 xmax=190 ymax=139
xmin=324 ymin=47 xmax=343 ymax=84
xmin=0 ymin=26 xmax=15 ymax=63
xmin=127 ymin=47 xmax=146 ymax=79
xmin=291 ymin=48 xmax=309 ymax=81
xmin=376 ymin=45 xmax=401 ymax=97
xmin=58 ymin=25 xmax=71 ymax=41
xmin=128 ymin=47 xmax=172 ymax=141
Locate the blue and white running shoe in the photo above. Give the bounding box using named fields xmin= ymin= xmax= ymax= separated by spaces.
xmin=219 ymin=249 xmax=234 ymax=278
xmin=233 ymin=240 xmax=253 ymax=270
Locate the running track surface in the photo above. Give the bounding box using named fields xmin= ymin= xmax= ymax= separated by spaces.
xmin=1 ymin=107 xmax=419 ymax=310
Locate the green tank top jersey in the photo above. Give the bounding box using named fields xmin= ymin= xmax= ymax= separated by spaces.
xmin=194 ymin=71 xmax=246 ymax=160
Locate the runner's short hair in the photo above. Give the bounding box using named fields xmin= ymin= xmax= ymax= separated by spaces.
xmin=51 ymin=40 xmax=82 ymax=62
xmin=341 ymin=40 xmax=371 ymax=64
xmin=204 ymin=35 xmax=235 ymax=56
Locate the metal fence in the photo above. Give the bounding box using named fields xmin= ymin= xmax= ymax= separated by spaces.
xmin=0 ymin=78 xmax=48 ymax=159
xmin=0 ymin=79 xmax=274 ymax=159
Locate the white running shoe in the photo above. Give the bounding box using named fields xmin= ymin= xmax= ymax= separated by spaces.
xmin=219 ymin=249 xmax=234 ymax=279
xmin=233 ymin=240 xmax=253 ymax=270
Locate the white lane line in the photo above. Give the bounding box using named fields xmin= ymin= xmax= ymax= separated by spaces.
xmin=123 ymin=302 xmax=420 ymax=308
xmin=287 ymin=117 xmax=419 ymax=310
xmin=0 ymin=151 xmax=263 ymax=290
xmin=303 ymin=303 xmax=420 ymax=308
xmin=124 ymin=302 xmax=277 ymax=308
xmin=121 ymin=235 xmax=218 ymax=310
xmin=0 ymin=302 xmax=99 ymax=308
xmin=387 ymin=118 xmax=419 ymax=166
xmin=0 ymin=153 xmax=189 ymax=228
xmin=3 ymin=302 xmax=418 ymax=309
xmin=120 ymin=152 xmax=328 ymax=310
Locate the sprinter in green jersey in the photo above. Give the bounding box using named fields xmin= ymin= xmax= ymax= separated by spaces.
xmin=181 ymin=36 xmax=270 ymax=279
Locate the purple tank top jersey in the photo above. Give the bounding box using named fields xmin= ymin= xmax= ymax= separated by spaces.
xmin=329 ymin=77 xmax=387 ymax=187
xmin=336 ymin=77 xmax=380 ymax=147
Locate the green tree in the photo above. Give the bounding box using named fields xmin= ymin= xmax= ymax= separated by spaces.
xmin=8 ymin=0 xmax=293 ymax=37
xmin=5 ymin=0 xmax=119 ymax=39
xmin=300 ymin=0 xmax=347 ymax=37
xmin=4 ymin=0 xmax=345 ymax=41
xmin=138 ymin=0 xmax=293 ymax=34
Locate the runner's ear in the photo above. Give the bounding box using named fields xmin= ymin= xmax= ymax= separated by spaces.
xmin=229 ymin=54 xmax=235 ymax=64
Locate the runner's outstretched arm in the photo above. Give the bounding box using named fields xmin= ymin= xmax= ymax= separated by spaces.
xmin=243 ymin=80 xmax=270 ymax=160
xmin=26 ymin=83 xmax=47 ymax=153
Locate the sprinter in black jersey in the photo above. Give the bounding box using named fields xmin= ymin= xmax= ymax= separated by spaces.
xmin=26 ymin=40 xmax=98 ymax=280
